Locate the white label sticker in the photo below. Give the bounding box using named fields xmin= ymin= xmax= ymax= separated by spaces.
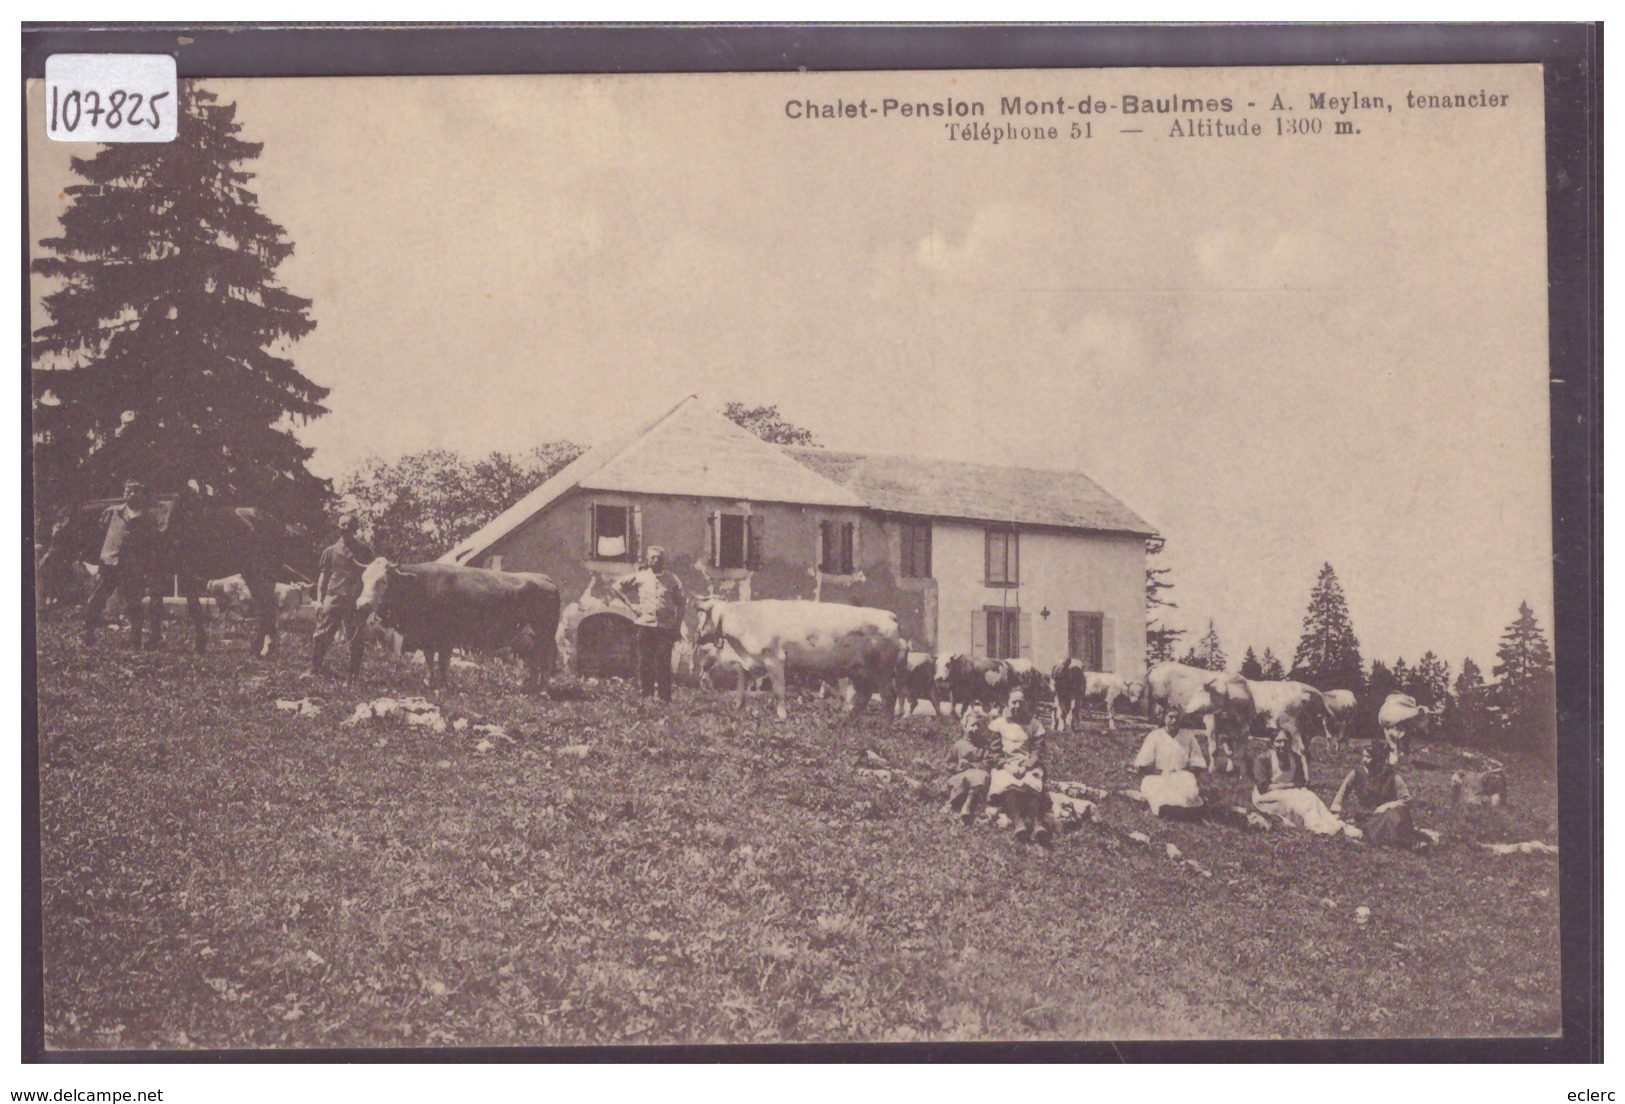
xmin=45 ymin=54 xmax=177 ymax=143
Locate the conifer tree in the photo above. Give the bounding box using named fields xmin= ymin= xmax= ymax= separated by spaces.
xmin=1260 ymin=647 xmax=1286 ymax=681
xmin=1450 ymin=656 xmax=1487 ymax=745
xmin=1413 ymin=651 xmax=1451 ymax=706
xmin=1491 ymin=601 xmax=1557 ymax=748
xmin=1144 ymin=538 xmax=1183 ymax=666
xmin=1239 ymin=646 xmax=1264 ymax=680
xmin=1192 ymin=619 xmax=1227 ymax=671
xmin=1290 ymin=563 xmax=1365 ymax=691
xmin=32 ymin=83 xmax=325 ymax=524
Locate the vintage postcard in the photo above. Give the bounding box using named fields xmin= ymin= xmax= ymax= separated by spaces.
xmin=27 ymin=57 xmax=1572 ymax=1052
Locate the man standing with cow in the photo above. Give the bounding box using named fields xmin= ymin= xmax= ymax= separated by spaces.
xmin=614 ymin=545 xmax=686 ymax=704
xmin=83 ymin=480 xmax=162 ymax=648
xmin=307 ymin=516 xmax=373 ymax=680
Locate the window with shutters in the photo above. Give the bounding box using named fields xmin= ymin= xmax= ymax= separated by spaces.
xmin=898 ymin=518 xmax=932 ymax=578
xmin=984 ymin=606 xmax=1021 ymax=660
xmin=1069 ymin=611 xmax=1105 ymax=670
xmin=819 ymin=520 xmax=856 ymax=575
xmin=708 ymin=511 xmax=762 ymax=571
xmin=985 ymin=527 xmax=1018 ymax=587
xmin=590 ymin=503 xmax=636 ymax=562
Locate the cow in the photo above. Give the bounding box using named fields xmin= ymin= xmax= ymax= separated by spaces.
xmin=206 ymin=574 xmax=253 ymax=619
xmin=1052 ymin=663 xmax=1142 ymax=731
xmin=1183 ymin=675 xmax=1332 ymax=778
xmin=1002 ymin=658 xmax=1051 ymax=706
xmin=897 ymin=651 xmax=943 ymax=717
xmin=937 ymin=654 xmax=1012 ymax=714
xmin=692 ymin=597 xmax=906 ymax=721
xmin=1377 ymin=692 xmax=1440 ymax=765
xmin=1323 ymin=688 xmax=1359 ymax=749
xmin=1146 ymin=661 xmax=1241 ymax=762
xmin=1451 ymin=762 xmax=1509 ymax=806
xmin=355 ymin=559 xmax=560 ymax=691
xmin=693 ymin=640 xmax=772 ymax=692
xmin=274 ymin=581 xmax=312 ymax=619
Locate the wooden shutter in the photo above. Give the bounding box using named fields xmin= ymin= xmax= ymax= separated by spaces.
xmin=1011 ymin=530 xmax=1020 ymax=586
xmin=971 ymin=609 xmax=986 ymax=657
xmin=920 ymin=522 xmax=932 ymax=578
xmin=1102 ymin=615 xmax=1117 ymax=672
xmin=842 ymin=522 xmax=855 ymax=574
xmin=984 ymin=529 xmax=994 ymax=584
xmin=1018 ymin=611 xmax=1033 ymax=659
xmin=586 ymin=502 xmax=597 ymax=559
xmin=629 ymin=505 xmax=642 ymax=564
xmin=707 ymin=511 xmax=719 ymax=568
xmin=746 ymin=514 xmax=763 ymax=570
xmin=818 ymin=521 xmax=831 ymax=573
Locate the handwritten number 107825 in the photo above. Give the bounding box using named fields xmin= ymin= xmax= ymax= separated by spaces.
xmin=50 ymin=86 xmax=170 ymax=133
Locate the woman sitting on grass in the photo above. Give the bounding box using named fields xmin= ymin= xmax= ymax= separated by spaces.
xmin=1132 ymin=708 xmax=1208 ymax=819
xmin=1251 ymin=731 xmax=1361 ymax=838
xmin=987 ymin=690 xmax=1050 ymax=844
xmin=1330 ymin=741 xmax=1431 ymax=851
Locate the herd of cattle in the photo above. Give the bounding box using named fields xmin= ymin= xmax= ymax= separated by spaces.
xmin=61 ymin=551 xmax=1445 ymax=764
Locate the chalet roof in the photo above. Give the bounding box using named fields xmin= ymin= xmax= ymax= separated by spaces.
xmin=444 ymin=395 xmax=1155 ymax=565
xmin=781 ymin=446 xmax=1157 ymax=537
xmin=443 ymin=395 xmax=860 ymax=564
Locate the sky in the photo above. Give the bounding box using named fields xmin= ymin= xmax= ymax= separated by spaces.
xmin=27 ymin=64 xmax=1555 ymax=669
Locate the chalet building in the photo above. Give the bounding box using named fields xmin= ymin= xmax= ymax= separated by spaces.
xmin=443 ymin=396 xmax=1157 ymax=679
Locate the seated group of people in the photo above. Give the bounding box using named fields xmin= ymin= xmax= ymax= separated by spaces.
xmin=1133 ymin=707 xmax=1431 ymax=851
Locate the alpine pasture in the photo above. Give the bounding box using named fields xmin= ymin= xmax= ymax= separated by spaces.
xmin=34 ymin=620 xmax=1561 ymax=1048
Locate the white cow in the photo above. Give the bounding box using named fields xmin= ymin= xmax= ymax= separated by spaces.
xmin=1083 ymin=671 xmax=1142 ymax=730
xmin=1377 ymin=692 xmax=1440 ymax=764
xmin=1323 ymin=689 xmax=1359 ymax=748
xmin=693 ymin=597 xmax=906 ymax=721
xmin=1183 ymin=676 xmax=1331 ymax=778
xmin=1146 ymin=661 xmax=1237 ymax=761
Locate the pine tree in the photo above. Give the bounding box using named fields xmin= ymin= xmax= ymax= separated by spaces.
xmin=1192 ymin=619 xmax=1227 ymax=671
xmin=1144 ymin=537 xmax=1183 ymax=666
xmin=1290 ymin=563 xmax=1365 ymax=691
xmin=1491 ymin=601 xmax=1557 ymax=749
xmin=1239 ymin=646 xmax=1264 ymax=680
xmin=1413 ymin=651 xmax=1451 ymax=707
xmin=1450 ymin=656 xmax=1487 ymax=745
xmin=32 ymin=83 xmax=325 ymax=525
xmin=1391 ymin=657 xmax=1412 ymax=698
xmin=1367 ymin=659 xmax=1398 ymax=704
xmin=1260 ymin=647 xmax=1286 ymax=681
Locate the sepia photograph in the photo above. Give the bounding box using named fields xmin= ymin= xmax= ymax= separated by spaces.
xmin=22 ymin=28 xmax=1595 ymax=1059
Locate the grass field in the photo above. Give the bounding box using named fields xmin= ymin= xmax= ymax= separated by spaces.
xmin=33 ymin=617 xmax=1563 ymax=1049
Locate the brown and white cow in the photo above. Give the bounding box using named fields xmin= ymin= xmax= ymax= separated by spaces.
xmin=693 ymin=597 xmax=906 ymax=721
xmin=897 ymin=651 xmax=943 ymax=717
xmin=936 ymin=654 xmax=1012 ymax=715
xmin=1051 ymin=663 xmax=1142 ymax=730
xmin=206 ymin=573 xmax=253 ymax=619
xmin=356 ymin=559 xmax=560 ymax=690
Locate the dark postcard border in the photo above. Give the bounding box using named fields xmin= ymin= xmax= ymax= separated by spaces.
xmin=19 ymin=22 xmax=1602 ymax=1065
